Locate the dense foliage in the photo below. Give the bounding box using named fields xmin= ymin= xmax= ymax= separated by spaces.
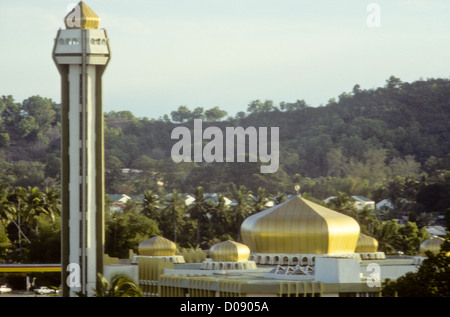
xmin=0 ymin=77 xmax=449 ymax=287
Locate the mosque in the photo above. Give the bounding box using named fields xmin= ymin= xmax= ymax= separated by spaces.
xmin=53 ymin=2 xmax=445 ymax=297
xmin=103 ymin=194 xmax=437 ymax=297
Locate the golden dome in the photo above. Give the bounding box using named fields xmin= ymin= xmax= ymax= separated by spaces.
xmin=420 ymin=236 xmax=444 ymax=256
xmin=65 ymin=1 xmax=100 ymax=29
xmin=138 ymin=236 xmax=176 ymax=256
xmin=240 ymin=196 xmax=360 ymax=254
xmin=209 ymin=240 xmax=250 ymax=262
xmin=355 ymin=233 xmax=379 ymax=253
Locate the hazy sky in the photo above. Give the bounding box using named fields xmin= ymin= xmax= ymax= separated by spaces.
xmin=1 ymin=0 xmax=449 ymax=119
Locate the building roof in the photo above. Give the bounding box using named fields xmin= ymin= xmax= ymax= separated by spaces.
xmin=352 ymin=196 xmax=374 ymax=203
xmin=426 ymin=226 xmax=447 ymax=236
xmin=376 ymin=199 xmax=394 ymax=210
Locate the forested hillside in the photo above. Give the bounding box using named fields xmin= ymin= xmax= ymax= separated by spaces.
xmin=0 ymin=76 xmax=449 ymax=203
xmin=1 ymin=76 xmax=449 ymax=265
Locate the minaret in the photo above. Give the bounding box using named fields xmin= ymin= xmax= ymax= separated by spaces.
xmin=53 ymin=1 xmax=110 ymax=297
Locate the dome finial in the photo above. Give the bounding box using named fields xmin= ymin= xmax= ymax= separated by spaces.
xmin=294 ymin=184 xmax=301 ymax=196
xmin=65 ymin=1 xmax=100 ymax=29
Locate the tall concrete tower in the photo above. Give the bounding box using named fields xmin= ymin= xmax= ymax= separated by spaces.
xmin=52 ymin=1 xmax=110 ymax=296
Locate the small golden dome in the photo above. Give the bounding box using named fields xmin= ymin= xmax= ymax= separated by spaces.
xmin=420 ymin=236 xmax=444 ymax=256
xmin=355 ymin=233 xmax=379 ymax=253
xmin=65 ymin=1 xmax=100 ymax=29
xmin=138 ymin=236 xmax=176 ymax=256
xmin=209 ymin=240 xmax=250 ymax=262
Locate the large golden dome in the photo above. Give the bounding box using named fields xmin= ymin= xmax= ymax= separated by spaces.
xmin=240 ymin=196 xmax=360 ymax=254
xmin=209 ymin=240 xmax=250 ymax=262
xmin=138 ymin=236 xmax=176 ymax=256
xmin=419 ymin=236 xmax=444 ymax=256
xmin=355 ymin=233 xmax=379 ymax=253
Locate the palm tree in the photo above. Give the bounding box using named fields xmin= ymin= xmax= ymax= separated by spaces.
xmin=251 ymin=187 xmax=269 ymax=214
xmin=231 ymin=185 xmax=252 ymax=241
xmin=42 ymin=187 xmax=61 ymax=222
xmin=162 ymin=190 xmax=185 ymax=244
xmin=189 ymin=187 xmax=212 ymax=246
xmin=375 ymin=220 xmax=400 ymax=254
xmin=273 ymin=192 xmax=287 ymax=205
xmin=22 ymin=187 xmax=47 ymax=232
xmin=210 ymin=194 xmax=231 ymax=239
xmin=5 ymin=187 xmax=31 ymax=255
xmin=0 ymin=186 xmax=15 ymax=228
xmin=140 ymin=190 xmax=160 ymax=221
xmin=327 ymin=192 xmax=358 ymax=218
xmin=88 ymin=273 xmax=143 ymax=297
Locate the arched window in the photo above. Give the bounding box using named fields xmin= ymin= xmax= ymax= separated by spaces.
xmin=302 ymin=257 xmax=308 ymax=266
xmin=72 ymin=38 xmax=79 ymax=45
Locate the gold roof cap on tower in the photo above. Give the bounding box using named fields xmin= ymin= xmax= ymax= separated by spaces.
xmin=240 ymin=196 xmax=360 ymax=254
xmin=138 ymin=236 xmax=176 ymax=256
xmin=355 ymin=233 xmax=379 ymax=253
xmin=209 ymin=240 xmax=250 ymax=262
xmin=65 ymin=1 xmax=100 ymax=29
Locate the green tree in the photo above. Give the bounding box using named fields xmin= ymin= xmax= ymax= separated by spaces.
xmin=204 ymin=106 xmax=228 ymax=121
xmin=385 ymin=75 xmax=403 ymax=89
xmin=105 ymin=211 xmax=159 ymax=258
xmin=0 ymin=223 xmax=11 ymax=260
xmin=210 ymin=194 xmax=232 ymax=240
xmin=247 ymin=99 xmax=276 ymax=114
xmin=189 ymin=186 xmax=212 ymax=247
xmin=22 ymin=96 xmax=56 ymax=129
xmin=279 ymin=99 xmax=307 ymax=111
xmin=326 ymin=193 xmax=358 ymax=219
xmin=161 ymin=190 xmax=185 ymax=244
xmin=397 ymin=221 xmax=422 ymax=255
xmin=170 ymin=105 xmax=192 ymax=122
xmin=140 ymin=190 xmax=160 ymax=221
xmin=92 ymin=273 xmax=143 ymax=297
xmin=28 ymin=214 xmax=61 ymax=263
xmin=190 ymin=107 xmax=204 ymax=120
xmin=375 ymin=220 xmax=400 ymax=254
xmin=230 ymin=185 xmax=252 ymax=241
xmin=251 ymin=187 xmax=269 ymax=214
xmin=0 ymin=133 xmax=10 ymax=148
